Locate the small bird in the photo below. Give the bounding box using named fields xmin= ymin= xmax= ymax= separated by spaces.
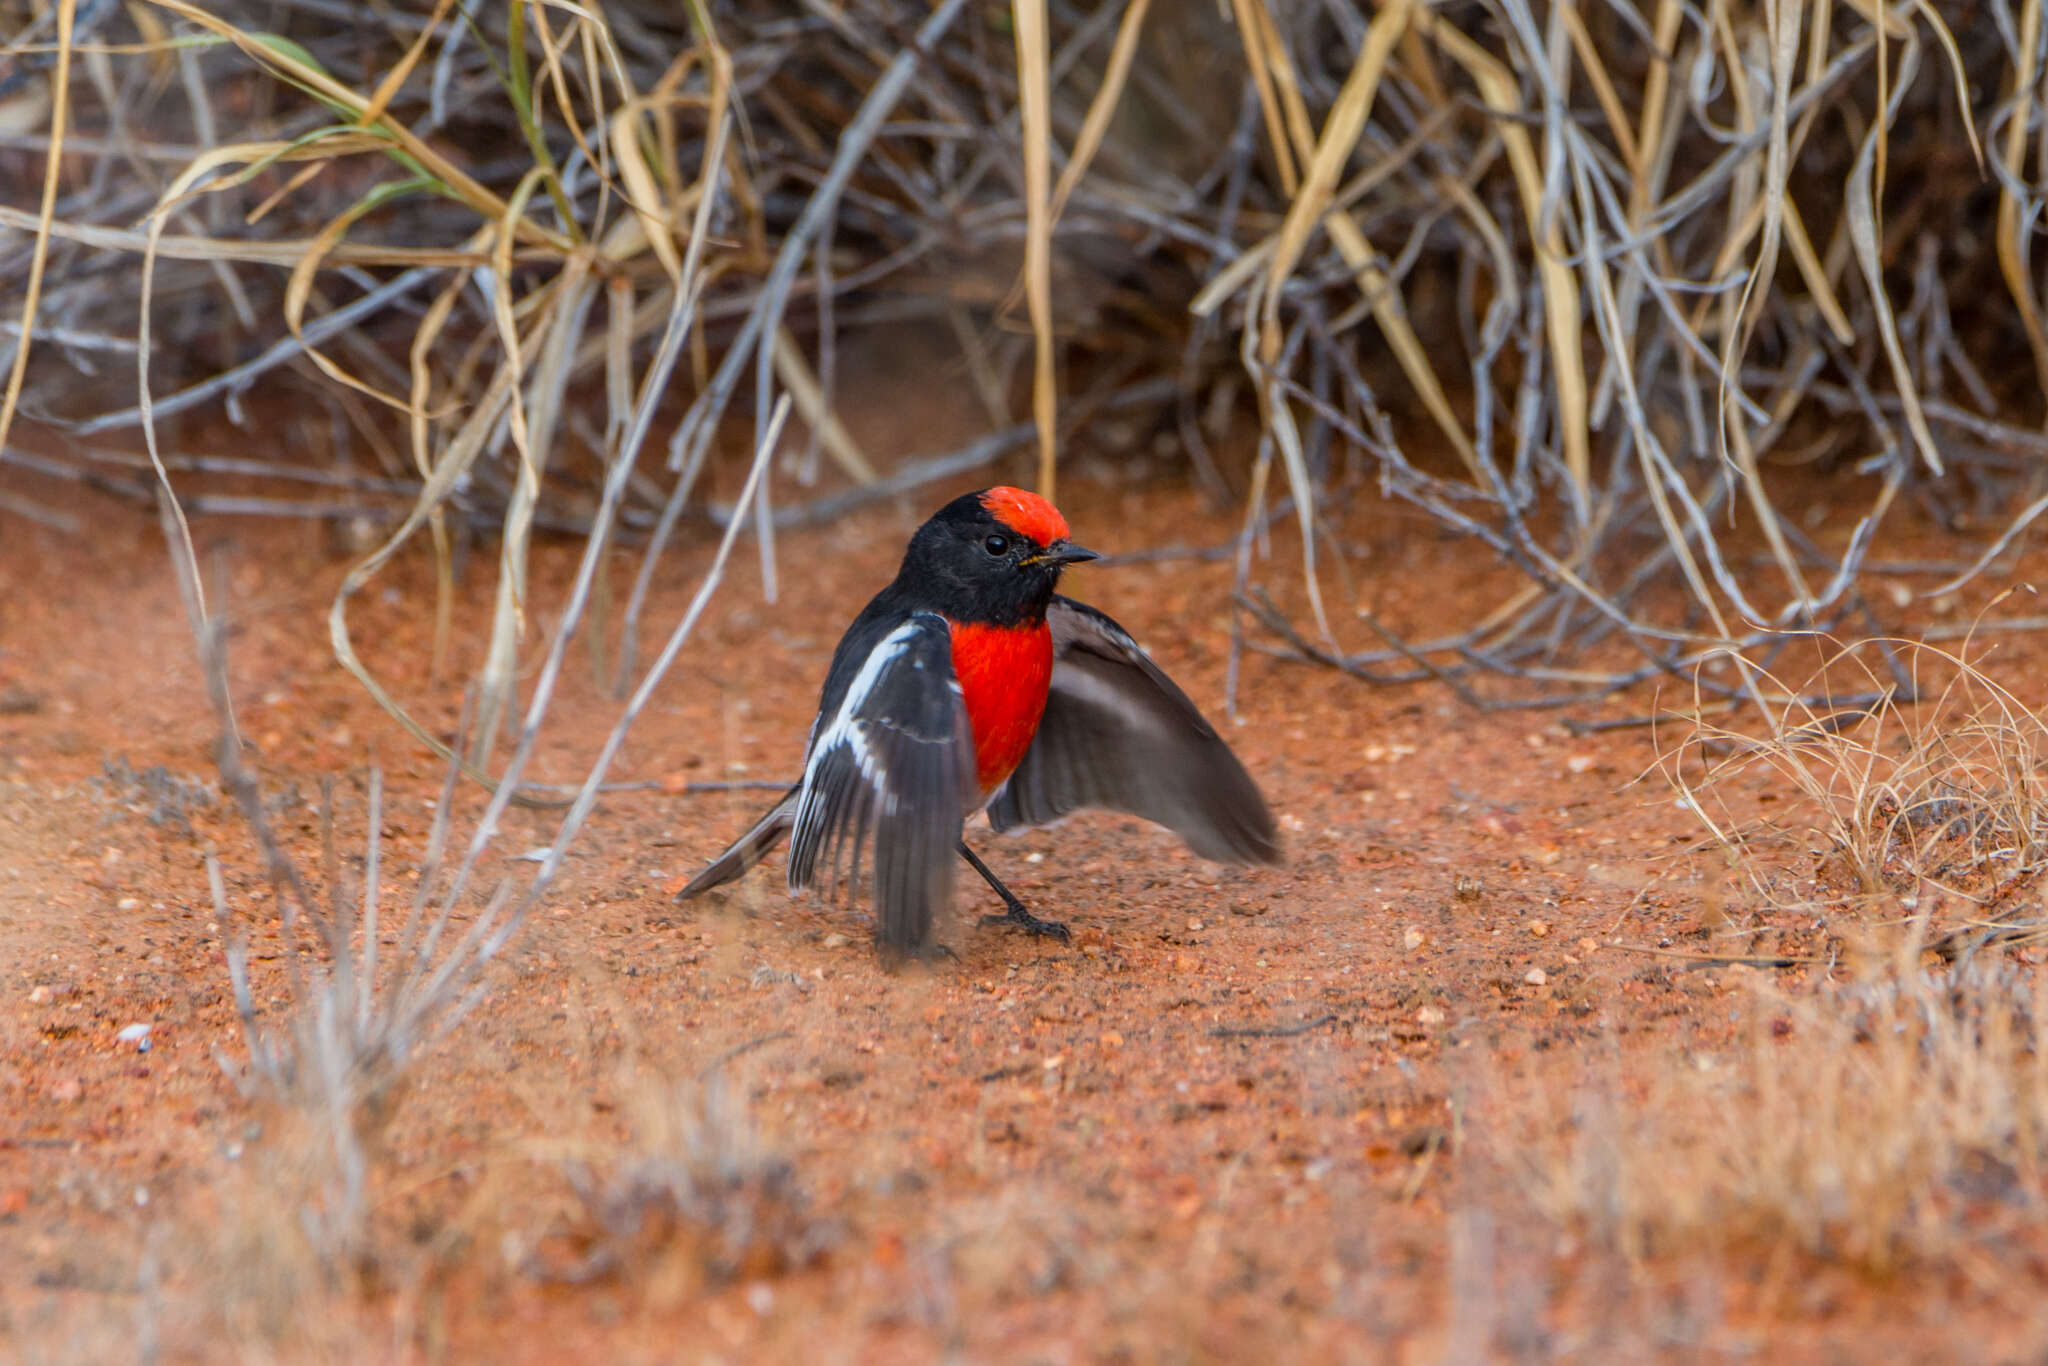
xmin=677 ymin=486 xmax=1279 ymax=955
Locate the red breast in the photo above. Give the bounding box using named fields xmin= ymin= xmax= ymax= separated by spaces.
xmin=947 ymin=618 xmax=1055 ymax=793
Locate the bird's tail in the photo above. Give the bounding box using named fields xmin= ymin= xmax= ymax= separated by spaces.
xmin=675 ymin=786 xmax=799 ymax=899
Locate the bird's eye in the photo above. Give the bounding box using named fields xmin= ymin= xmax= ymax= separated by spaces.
xmin=983 ymin=534 xmax=1009 ymax=556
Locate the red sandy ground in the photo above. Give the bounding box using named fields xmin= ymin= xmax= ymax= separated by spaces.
xmin=4 ymin=389 xmax=2048 ymax=1360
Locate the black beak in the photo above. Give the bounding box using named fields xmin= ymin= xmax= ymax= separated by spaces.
xmin=1048 ymin=541 xmax=1102 ymax=566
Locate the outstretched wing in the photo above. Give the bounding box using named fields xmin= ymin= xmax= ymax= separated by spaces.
xmin=987 ymin=597 xmax=1280 ymax=864
xmin=786 ymin=612 xmax=977 ymax=954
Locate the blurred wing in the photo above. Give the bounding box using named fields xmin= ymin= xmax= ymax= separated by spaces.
xmin=987 ymin=597 xmax=1280 ymax=864
xmin=786 ymin=613 xmax=976 ymax=953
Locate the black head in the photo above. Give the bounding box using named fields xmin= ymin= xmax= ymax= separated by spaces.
xmin=895 ymin=486 xmax=1100 ymax=625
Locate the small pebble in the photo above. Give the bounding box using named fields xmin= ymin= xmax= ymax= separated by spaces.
xmin=116 ymin=1022 xmax=152 ymax=1052
xmin=822 ymin=933 xmax=851 ymax=949
xmin=1524 ymin=967 xmax=1548 ymax=987
xmin=116 ymin=897 xmax=141 ymax=912
xmin=28 ymin=985 xmax=50 ymax=1005
xmin=1403 ymin=927 xmax=1425 ymax=951
xmin=1186 ymin=918 xmax=1204 ymax=932
xmin=1416 ymin=1005 xmax=1445 ymax=1026
xmin=1527 ymin=920 xmax=1551 ymax=938
xmin=1566 ymin=755 xmax=1594 ymax=774
xmin=50 ymin=1078 xmax=82 ymax=1103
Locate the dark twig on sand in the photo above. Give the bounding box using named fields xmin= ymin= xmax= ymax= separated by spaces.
xmin=1210 ymin=1013 xmax=1340 ymax=1039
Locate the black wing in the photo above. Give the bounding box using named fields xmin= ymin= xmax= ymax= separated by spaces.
xmin=786 ymin=612 xmax=977 ymax=954
xmin=987 ymin=597 xmax=1280 ymax=864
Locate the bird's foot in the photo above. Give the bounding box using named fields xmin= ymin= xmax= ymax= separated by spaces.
xmin=978 ymin=900 xmax=1071 ymax=943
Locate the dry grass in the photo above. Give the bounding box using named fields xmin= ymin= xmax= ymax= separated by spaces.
xmin=1663 ymin=632 xmax=2048 ymax=947
xmin=1517 ymin=955 xmax=2048 ymax=1275
xmin=1505 ymin=636 xmax=2048 ymax=1278
xmin=531 ymin=1073 xmax=836 ymax=1299
xmin=148 ymin=310 xmax=784 ymax=1338
xmin=0 ymin=0 xmax=2042 ymax=720
xmin=8 ymin=1 xmax=2048 ymax=1348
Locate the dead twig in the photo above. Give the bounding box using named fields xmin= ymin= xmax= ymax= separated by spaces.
xmin=1209 ymin=1013 xmax=1340 ymax=1038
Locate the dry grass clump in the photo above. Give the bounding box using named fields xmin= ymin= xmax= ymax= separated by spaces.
xmin=1517 ymin=955 xmax=2048 ymax=1274
xmin=167 ymin=362 xmax=778 ymax=1312
xmin=530 ymin=1074 xmax=836 ymax=1299
xmin=193 ymin=649 xmax=513 ymax=1279
xmin=1664 ymin=635 xmax=2048 ymax=950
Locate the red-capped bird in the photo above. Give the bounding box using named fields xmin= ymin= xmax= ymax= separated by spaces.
xmin=677 ymin=486 xmax=1279 ymax=955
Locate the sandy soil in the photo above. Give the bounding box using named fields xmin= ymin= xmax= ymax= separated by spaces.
xmin=5 ymin=396 xmax=2048 ymax=1361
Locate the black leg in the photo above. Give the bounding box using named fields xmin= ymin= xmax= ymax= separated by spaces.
xmin=958 ymin=841 xmax=1070 ymax=943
